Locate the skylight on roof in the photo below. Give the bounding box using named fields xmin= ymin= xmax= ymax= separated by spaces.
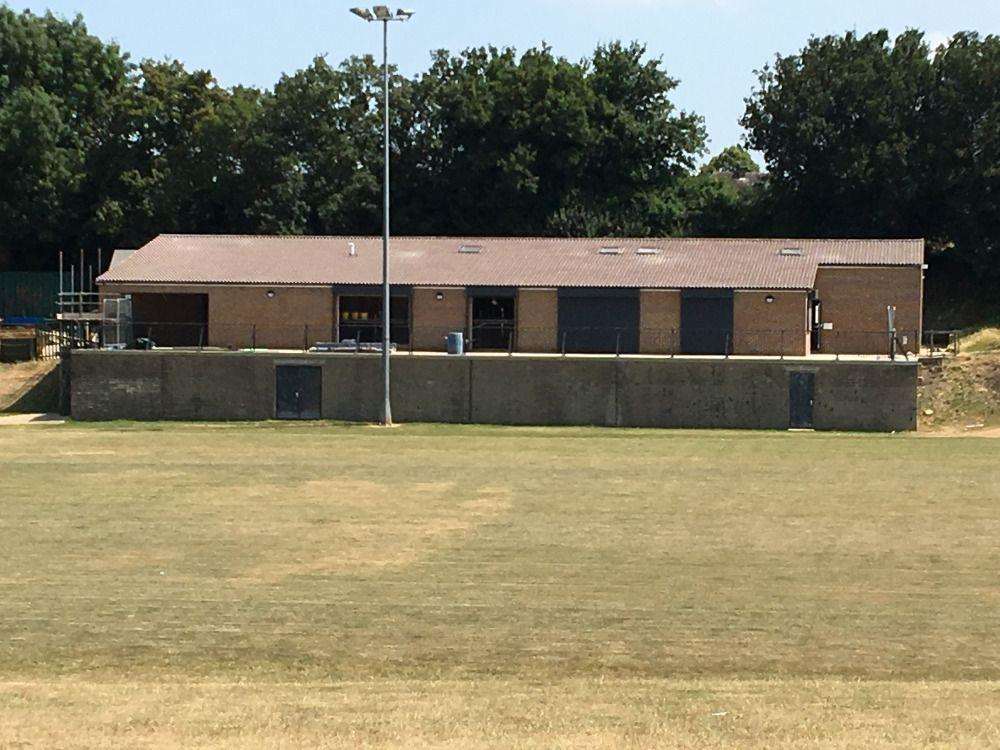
xmin=458 ymin=244 xmax=482 ymax=254
xmin=636 ymin=247 xmax=659 ymax=255
xmin=599 ymin=247 xmax=623 ymax=255
xmin=779 ymin=247 xmax=804 ymax=256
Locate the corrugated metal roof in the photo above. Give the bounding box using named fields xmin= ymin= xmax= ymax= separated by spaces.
xmin=98 ymin=235 xmax=924 ymax=290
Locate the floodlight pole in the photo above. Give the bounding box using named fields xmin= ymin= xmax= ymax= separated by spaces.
xmin=351 ymin=7 xmax=412 ymax=426
xmin=380 ymin=17 xmax=392 ymax=427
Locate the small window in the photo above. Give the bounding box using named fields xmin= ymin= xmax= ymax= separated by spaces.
xmin=780 ymin=247 xmax=804 ymax=257
xmin=637 ymin=247 xmax=659 ymax=255
xmin=599 ymin=247 xmax=623 ymax=255
xmin=459 ymin=244 xmax=482 ymax=254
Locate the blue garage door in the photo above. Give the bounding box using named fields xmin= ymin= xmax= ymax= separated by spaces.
xmin=681 ymin=289 xmax=734 ymax=355
xmin=558 ymin=289 xmax=640 ymax=354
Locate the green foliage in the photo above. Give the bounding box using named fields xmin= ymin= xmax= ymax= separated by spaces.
xmin=0 ymin=8 xmax=132 ymax=268
xmin=702 ymin=145 xmax=758 ymax=178
xmin=0 ymin=7 xmax=997 ymax=318
xmin=743 ymin=29 xmax=1000 ymax=289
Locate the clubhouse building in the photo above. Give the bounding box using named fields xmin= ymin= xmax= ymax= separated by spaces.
xmin=97 ymin=234 xmax=925 ymax=356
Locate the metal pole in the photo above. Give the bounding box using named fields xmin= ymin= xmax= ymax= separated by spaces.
xmin=380 ymin=17 xmax=393 ymax=426
xmin=58 ymin=251 xmax=64 ymax=340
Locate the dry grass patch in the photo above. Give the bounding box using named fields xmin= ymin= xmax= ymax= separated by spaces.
xmin=1 ymin=677 xmax=999 ymax=749
xmin=0 ymin=422 xmax=998 ymax=746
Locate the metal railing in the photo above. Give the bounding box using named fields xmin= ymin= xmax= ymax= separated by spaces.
xmin=80 ymin=321 xmax=920 ymax=359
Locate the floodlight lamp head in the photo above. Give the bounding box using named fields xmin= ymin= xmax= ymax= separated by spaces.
xmin=350 ymin=7 xmax=374 ymax=21
xmin=373 ymin=5 xmax=392 ymax=19
xmin=396 ymin=8 xmax=415 ymax=19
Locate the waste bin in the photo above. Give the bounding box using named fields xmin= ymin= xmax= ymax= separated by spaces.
xmin=446 ymin=331 xmax=464 ymax=355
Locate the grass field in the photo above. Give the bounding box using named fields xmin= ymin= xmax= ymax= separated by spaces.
xmin=1 ymin=422 xmax=999 ymax=748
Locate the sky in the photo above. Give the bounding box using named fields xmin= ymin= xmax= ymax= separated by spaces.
xmin=6 ymin=0 xmax=1000 ymax=161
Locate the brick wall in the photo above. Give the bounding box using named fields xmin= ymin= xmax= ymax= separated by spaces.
xmin=516 ymin=289 xmax=557 ymax=352
xmin=101 ymin=284 xmax=335 ymax=350
xmin=210 ymin=286 xmax=333 ymax=349
xmin=639 ymin=290 xmax=681 ymax=354
xmin=733 ymin=291 xmax=809 ymax=356
xmin=814 ymin=266 xmax=923 ymax=355
xmin=411 ymin=287 xmax=467 ymax=351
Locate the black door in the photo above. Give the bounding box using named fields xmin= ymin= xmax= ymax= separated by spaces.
xmin=789 ymin=371 xmax=815 ymax=429
xmin=276 ymin=366 xmax=322 ymax=420
xmin=681 ymin=289 xmax=734 ymax=354
xmin=558 ymin=290 xmax=640 ymax=354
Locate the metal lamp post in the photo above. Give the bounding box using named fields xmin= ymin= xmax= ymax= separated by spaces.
xmin=350 ymin=6 xmax=414 ymax=426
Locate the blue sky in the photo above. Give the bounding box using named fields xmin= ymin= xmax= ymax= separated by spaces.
xmin=7 ymin=1 xmax=1000 ymax=159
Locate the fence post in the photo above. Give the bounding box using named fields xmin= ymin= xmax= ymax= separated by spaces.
xmin=251 ymin=325 xmax=256 ymax=351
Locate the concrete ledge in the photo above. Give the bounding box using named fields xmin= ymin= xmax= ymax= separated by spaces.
xmin=70 ymin=350 xmax=918 ymax=431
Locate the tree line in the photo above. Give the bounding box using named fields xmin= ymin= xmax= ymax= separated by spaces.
xmin=0 ymin=8 xmax=997 ymax=323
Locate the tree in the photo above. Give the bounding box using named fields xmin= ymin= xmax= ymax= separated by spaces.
xmin=742 ymin=29 xmax=1000 ymax=317
xmin=743 ymin=30 xmax=937 ymax=239
xmin=702 ymin=145 xmax=759 ymax=179
xmin=399 ymin=42 xmax=705 ymax=237
xmin=0 ymin=8 xmax=134 ymax=269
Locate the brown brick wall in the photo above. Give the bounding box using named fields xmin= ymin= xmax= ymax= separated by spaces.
xmin=210 ymin=286 xmax=333 ymax=349
xmin=516 ymin=289 xmax=558 ymax=352
xmin=814 ymin=266 xmax=923 ymax=354
xmin=100 ymin=284 xmax=335 ymax=349
xmin=411 ymin=287 xmax=467 ymax=351
xmin=639 ymin=290 xmax=681 ymax=354
xmin=733 ymin=291 xmax=809 ymax=356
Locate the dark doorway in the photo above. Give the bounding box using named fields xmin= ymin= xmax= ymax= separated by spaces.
xmin=276 ymin=365 xmax=322 ymax=420
xmin=470 ymin=295 xmax=516 ymax=351
xmin=338 ymin=295 xmax=410 ymax=345
xmin=131 ymin=292 xmax=208 ymax=347
xmin=810 ymin=297 xmax=823 ymax=352
xmin=557 ymin=290 xmax=640 ymax=354
xmin=681 ymin=289 xmax=734 ymax=355
xmin=789 ymin=371 xmax=815 ymax=429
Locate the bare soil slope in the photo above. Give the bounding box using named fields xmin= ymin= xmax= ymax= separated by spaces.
xmin=0 ymin=359 xmax=58 ymax=412
xmin=919 ymin=351 xmax=1000 ymax=431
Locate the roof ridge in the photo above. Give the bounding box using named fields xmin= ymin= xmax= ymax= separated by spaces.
xmin=156 ymin=233 xmax=924 ymax=244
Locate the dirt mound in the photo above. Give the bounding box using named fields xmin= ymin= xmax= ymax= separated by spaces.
xmin=919 ymin=352 xmax=1000 ymax=432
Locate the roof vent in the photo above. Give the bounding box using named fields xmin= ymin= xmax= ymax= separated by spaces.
xmin=636 ymin=247 xmax=659 ymax=255
xmin=780 ymin=247 xmax=804 ymax=257
xmin=348 ymin=242 xmax=357 ymax=257
xmin=599 ymin=247 xmax=623 ymax=255
xmin=458 ymin=244 xmax=482 ymax=254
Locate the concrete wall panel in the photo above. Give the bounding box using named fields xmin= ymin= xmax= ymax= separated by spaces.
xmin=71 ymin=350 xmax=918 ymax=432
xmin=470 ymin=358 xmax=614 ymax=426
xmin=813 ymin=362 xmax=918 ymax=432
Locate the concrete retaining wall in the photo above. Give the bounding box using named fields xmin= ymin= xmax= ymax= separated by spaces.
xmin=70 ymin=350 xmax=918 ymax=431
